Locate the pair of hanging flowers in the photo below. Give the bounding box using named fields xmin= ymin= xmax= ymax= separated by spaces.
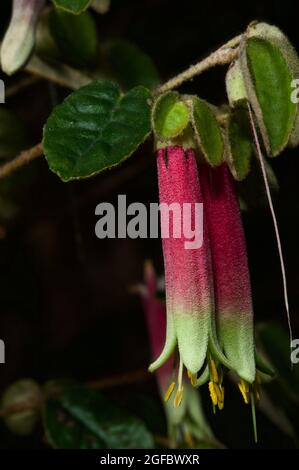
xmin=150 ymin=142 xmax=257 ymax=414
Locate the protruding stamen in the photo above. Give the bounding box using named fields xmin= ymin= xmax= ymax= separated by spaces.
xmin=214 ymin=383 xmax=222 ymax=403
xmin=189 ymin=371 xmax=198 ymax=387
xmin=209 ymin=358 xmax=219 ymax=383
xmin=164 ymin=381 xmax=176 ymax=402
xmin=238 ymin=379 xmax=249 ymax=405
xmin=218 ymin=401 xmax=224 ymax=410
xmin=178 ymin=358 xmax=184 ymax=391
xmin=217 ymin=386 xmax=225 ymax=410
xmin=174 ymin=386 xmax=184 ymax=408
xmin=209 ymin=381 xmax=218 ymax=406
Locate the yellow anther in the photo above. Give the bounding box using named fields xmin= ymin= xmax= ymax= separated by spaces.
xmin=164 ymin=381 xmax=175 ymax=402
xmin=209 ymin=381 xmax=218 ymax=406
xmin=238 ymin=381 xmax=249 ymax=405
xmin=218 ymin=400 xmax=224 ymax=410
xmin=173 ymin=386 xmax=184 ymax=408
xmin=187 ymin=370 xmax=191 ymax=379
xmin=214 ymin=383 xmax=223 ymax=403
xmin=209 ymin=359 xmax=219 ymax=383
xmin=218 ymin=386 xmax=225 ymax=410
xmin=240 ymin=379 xmax=249 ymax=393
xmin=189 ymin=372 xmax=198 ymax=387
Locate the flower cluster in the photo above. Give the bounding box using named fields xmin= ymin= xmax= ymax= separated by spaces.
xmin=149 ymin=144 xmax=260 ymax=414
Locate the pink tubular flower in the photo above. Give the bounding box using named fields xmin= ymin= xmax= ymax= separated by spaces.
xmin=149 ymin=145 xmax=231 ymax=406
xmin=139 ymin=261 xmax=221 ymax=448
xmin=200 ymin=163 xmax=256 ymax=391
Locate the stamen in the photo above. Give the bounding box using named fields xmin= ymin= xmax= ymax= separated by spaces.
xmin=209 ymin=381 xmax=218 ymax=406
xmin=238 ymin=380 xmax=249 ymax=405
xmin=217 ymin=385 xmax=224 ymax=410
xmin=214 ymin=383 xmax=223 ymax=403
xmin=178 ymin=357 xmax=184 ymax=391
xmin=209 ymin=358 xmax=219 ymax=383
xmin=174 ymin=386 xmax=184 ymax=408
xmin=218 ymin=401 xmax=224 ymax=410
xmin=173 ymin=358 xmax=184 ymax=408
xmin=189 ymin=371 xmax=198 ymax=387
xmin=164 ymin=381 xmax=176 ymax=402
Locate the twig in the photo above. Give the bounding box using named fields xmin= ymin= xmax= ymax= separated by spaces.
xmin=154 ymin=34 xmax=242 ymax=96
xmin=6 ymin=75 xmax=41 ymax=98
xmin=87 ymin=368 xmax=149 ymax=390
xmin=0 ymin=143 xmax=43 ymax=179
xmin=26 ymin=55 xmax=92 ymax=90
xmin=0 ymin=368 xmax=151 ymax=418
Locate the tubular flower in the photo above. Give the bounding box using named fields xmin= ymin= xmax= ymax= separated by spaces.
xmin=1 ymin=0 xmax=45 ymax=75
xmin=200 ymin=163 xmax=257 ymax=405
xmin=139 ymin=261 xmax=222 ymax=448
xmin=149 ymin=145 xmax=230 ymax=404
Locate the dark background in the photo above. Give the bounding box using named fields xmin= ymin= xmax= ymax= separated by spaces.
xmin=0 ymin=0 xmax=298 ymax=448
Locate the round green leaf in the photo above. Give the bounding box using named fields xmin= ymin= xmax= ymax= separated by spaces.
xmin=49 ymin=9 xmax=98 ymax=66
xmin=246 ymin=22 xmax=299 ymax=149
xmin=226 ymin=108 xmax=253 ymax=180
xmin=152 ymin=92 xmax=190 ymax=139
xmin=52 ymin=0 xmax=92 ymax=14
xmin=242 ymin=37 xmax=297 ymax=156
xmin=43 ymin=80 xmax=152 ymax=181
xmin=43 ymin=386 xmax=154 ymax=449
xmin=191 ymin=97 xmax=224 ymax=166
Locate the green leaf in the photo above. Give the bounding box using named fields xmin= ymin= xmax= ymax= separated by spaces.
xmin=49 ymin=9 xmax=98 ymax=66
xmin=152 ymin=92 xmax=189 ymax=140
xmin=43 ymin=80 xmax=152 ymax=181
xmin=191 ymin=97 xmax=224 ymax=166
xmin=52 ymin=0 xmax=92 ymax=14
xmin=43 ymin=386 xmax=154 ymax=449
xmin=226 ymin=108 xmax=253 ymax=180
xmin=246 ymin=22 xmax=299 ymax=148
xmin=104 ymin=40 xmax=160 ymax=90
xmin=241 ymin=37 xmax=297 ymax=156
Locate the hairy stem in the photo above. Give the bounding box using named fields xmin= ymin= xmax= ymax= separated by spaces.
xmin=154 ymin=34 xmax=242 ymax=96
xmin=0 ymin=142 xmax=43 ymax=179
